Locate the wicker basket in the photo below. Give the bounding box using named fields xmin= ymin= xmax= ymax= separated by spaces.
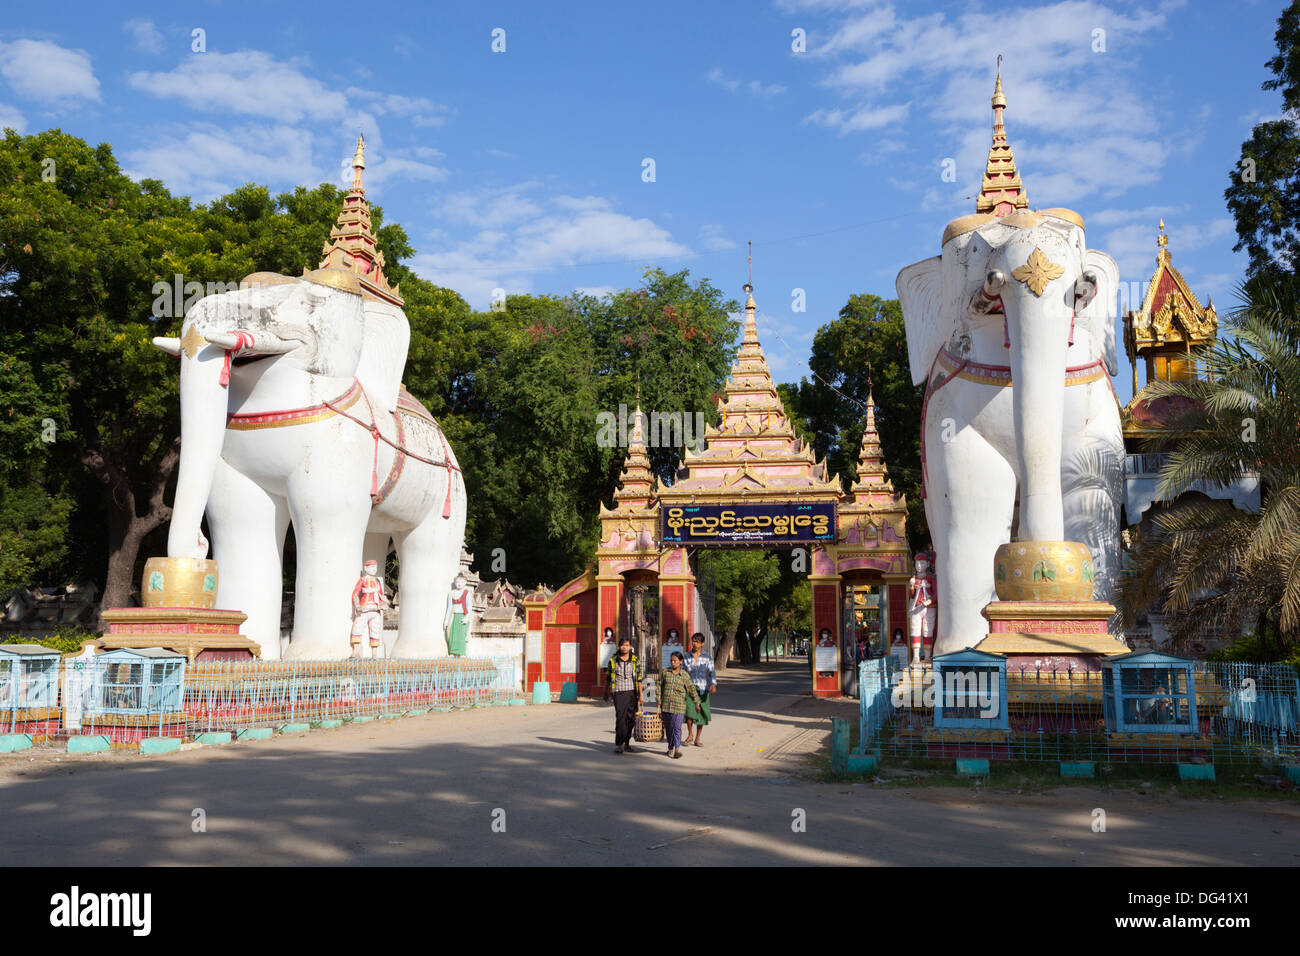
xmin=634 ymin=709 xmax=663 ymax=742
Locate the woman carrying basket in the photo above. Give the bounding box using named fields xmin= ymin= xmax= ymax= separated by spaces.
xmin=604 ymin=636 xmax=642 ymax=754
xmin=656 ymin=651 xmax=701 ymax=759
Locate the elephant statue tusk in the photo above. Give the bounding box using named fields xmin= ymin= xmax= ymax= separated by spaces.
xmin=973 ymin=270 xmax=1007 ymax=315
xmin=152 ymin=336 xmax=182 ymax=357
xmin=1073 ymin=272 xmax=1099 ymax=310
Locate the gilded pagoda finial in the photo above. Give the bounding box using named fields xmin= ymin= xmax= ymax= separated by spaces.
xmin=976 ymin=56 xmax=1028 ymax=216
xmin=317 ymin=135 xmax=403 ymax=306
xmin=351 ymin=134 xmax=366 ymax=191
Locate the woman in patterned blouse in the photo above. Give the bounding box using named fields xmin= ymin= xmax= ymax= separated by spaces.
xmin=656 ymin=651 xmax=701 ymax=759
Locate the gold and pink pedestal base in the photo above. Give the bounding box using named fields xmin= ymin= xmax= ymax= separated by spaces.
xmin=978 ymin=541 xmax=1129 ymax=670
xmin=97 ymin=557 xmax=261 ymax=662
xmin=98 ymin=607 xmax=259 ymax=662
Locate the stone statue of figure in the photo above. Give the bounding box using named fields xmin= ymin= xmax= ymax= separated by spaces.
xmin=351 ymin=560 xmax=389 ymax=658
xmin=445 ymin=573 xmax=472 ymax=656
xmin=908 ymin=553 xmax=937 ymax=662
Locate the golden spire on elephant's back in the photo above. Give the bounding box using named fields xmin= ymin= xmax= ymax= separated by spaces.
xmin=976 ymin=57 xmax=1029 ymax=217
xmin=313 ymin=133 xmax=404 ymax=307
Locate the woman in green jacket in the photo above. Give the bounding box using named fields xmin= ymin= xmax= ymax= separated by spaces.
xmin=656 ymin=651 xmax=701 ymax=759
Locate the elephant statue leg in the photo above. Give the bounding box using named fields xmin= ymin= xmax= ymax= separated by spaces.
xmin=284 ymin=465 xmax=372 ymax=660
xmin=208 ymin=458 xmax=289 ymax=660
xmin=389 ymin=511 xmax=456 ymax=658
xmin=927 ymin=417 xmax=1017 ymax=655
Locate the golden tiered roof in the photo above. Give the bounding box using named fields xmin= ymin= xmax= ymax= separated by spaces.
xmin=1124 ymin=221 xmax=1218 ymax=359
xmin=313 ymin=135 xmax=404 ymax=307
xmin=975 ymin=62 xmax=1029 ymax=216
xmin=1122 ymin=223 xmax=1219 ymax=440
xmin=598 ymin=403 xmax=661 ymax=551
xmin=837 ymin=384 xmax=909 ymax=550
xmin=941 ymin=63 xmax=1079 ymax=247
xmin=660 ymin=288 xmax=842 ymax=500
xmin=849 ymin=385 xmax=894 ymax=494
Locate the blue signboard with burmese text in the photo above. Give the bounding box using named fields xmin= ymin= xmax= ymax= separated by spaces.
xmin=662 ymin=502 xmax=836 ymax=546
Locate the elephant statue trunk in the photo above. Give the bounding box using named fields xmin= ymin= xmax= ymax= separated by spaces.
xmin=1001 ymin=252 xmax=1070 ymax=542
xmin=167 ymin=331 xmax=229 ymax=560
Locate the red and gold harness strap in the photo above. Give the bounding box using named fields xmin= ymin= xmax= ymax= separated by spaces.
xmin=918 ymin=349 xmax=1113 ymax=499
xmin=225 ymin=380 xmax=363 ymax=430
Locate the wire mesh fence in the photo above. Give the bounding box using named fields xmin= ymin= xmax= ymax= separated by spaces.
xmin=184 ymin=657 xmax=522 ymax=735
xmin=1 ymin=654 xmax=523 ymax=744
xmin=859 ymin=658 xmax=1300 ymax=766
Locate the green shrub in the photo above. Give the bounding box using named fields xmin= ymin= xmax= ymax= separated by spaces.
xmin=2 ymin=625 xmax=99 ymax=654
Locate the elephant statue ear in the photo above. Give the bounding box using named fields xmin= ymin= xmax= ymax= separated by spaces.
xmin=356 ymin=299 xmax=411 ymax=411
xmin=1081 ymin=249 xmax=1120 ymax=377
xmin=896 ymin=256 xmax=948 ymax=387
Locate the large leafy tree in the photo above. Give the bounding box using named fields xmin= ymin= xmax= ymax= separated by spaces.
xmin=419 ymin=270 xmax=740 ymax=589
xmin=1117 ymin=280 xmax=1300 ymax=655
xmin=1226 ymin=1 xmax=1300 ymax=283
xmin=784 ymin=293 xmax=927 ymax=547
xmin=697 ymin=549 xmax=782 ymax=670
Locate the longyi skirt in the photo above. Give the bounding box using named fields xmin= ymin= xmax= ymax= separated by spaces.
xmin=684 ymin=690 xmax=711 ymax=725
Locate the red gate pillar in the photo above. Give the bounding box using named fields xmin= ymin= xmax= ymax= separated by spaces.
xmin=596 ymin=574 xmax=623 ymax=694
xmin=810 ymin=546 xmax=842 ymax=698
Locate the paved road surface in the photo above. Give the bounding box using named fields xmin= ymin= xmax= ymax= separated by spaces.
xmin=2 ymin=660 xmax=1296 ymax=865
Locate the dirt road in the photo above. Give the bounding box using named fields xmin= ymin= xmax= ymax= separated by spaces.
xmin=1 ymin=660 xmax=1296 ymax=865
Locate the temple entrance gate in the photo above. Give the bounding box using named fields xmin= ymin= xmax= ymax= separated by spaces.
xmin=524 ymin=287 xmax=913 ymax=698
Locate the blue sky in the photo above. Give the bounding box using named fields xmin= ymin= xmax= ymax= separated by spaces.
xmin=0 ymin=0 xmax=1288 ymax=403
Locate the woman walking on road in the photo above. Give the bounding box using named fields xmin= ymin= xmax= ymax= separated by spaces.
xmin=657 ymin=651 xmax=701 ymax=759
xmin=682 ymin=632 xmax=716 ymax=747
xmin=605 ymin=637 xmax=642 ymax=754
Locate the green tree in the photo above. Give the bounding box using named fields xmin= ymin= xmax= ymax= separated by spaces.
xmin=698 ymin=550 xmax=782 ymax=670
xmin=1117 ymin=279 xmax=1300 ymax=654
xmin=1226 ymin=1 xmax=1300 ymax=283
xmin=420 ymin=270 xmax=739 ymax=589
xmin=784 ymin=293 xmax=926 ymax=547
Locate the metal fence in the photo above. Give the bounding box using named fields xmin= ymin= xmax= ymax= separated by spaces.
xmin=859 ymin=658 xmax=1300 ymax=766
xmin=184 ymin=657 xmax=522 ymax=735
xmin=2 ymin=655 xmax=522 ymax=743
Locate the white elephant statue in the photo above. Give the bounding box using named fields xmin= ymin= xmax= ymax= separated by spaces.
xmin=897 ymin=207 xmax=1124 ymax=655
xmin=153 ymin=267 xmax=467 ymax=659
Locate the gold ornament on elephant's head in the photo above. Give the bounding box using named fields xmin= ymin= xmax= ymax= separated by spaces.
xmin=180 ymin=324 xmax=207 ymax=359
xmin=1011 ymin=247 xmax=1065 ymax=297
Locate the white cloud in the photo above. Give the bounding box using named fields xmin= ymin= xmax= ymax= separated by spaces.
xmin=707 ymin=67 xmax=786 ymax=97
xmin=121 ymin=122 xmax=325 ymax=201
xmin=805 ymin=102 xmax=909 ymax=134
xmin=124 ymin=19 xmax=166 ymax=55
xmin=346 ymin=86 xmax=451 ymax=128
xmin=128 ymin=51 xmax=347 ymax=122
xmin=413 ymin=191 xmax=689 ymax=307
xmin=801 ymin=2 xmax=1173 ymax=204
xmin=699 ymin=223 xmax=737 ymax=252
xmin=0 ymin=103 xmax=26 ymax=133
xmin=0 ymin=39 xmax=100 ymax=105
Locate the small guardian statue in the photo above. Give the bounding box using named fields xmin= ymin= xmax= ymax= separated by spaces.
xmin=350 ymin=560 xmax=389 ymax=658
xmin=445 ymin=573 xmax=472 ymax=656
xmin=908 ymin=552 xmax=937 ymax=662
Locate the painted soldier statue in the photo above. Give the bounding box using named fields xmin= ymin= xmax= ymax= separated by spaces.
xmin=351 ymin=560 xmax=389 ymax=658
xmin=908 ymin=552 xmax=937 ymax=662
xmin=445 ymin=573 xmax=472 ymax=656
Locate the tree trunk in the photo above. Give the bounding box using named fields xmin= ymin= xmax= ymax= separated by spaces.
xmin=87 ymin=438 xmax=180 ymax=612
xmin=714 ymin=603 xmax=745 ymax=671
